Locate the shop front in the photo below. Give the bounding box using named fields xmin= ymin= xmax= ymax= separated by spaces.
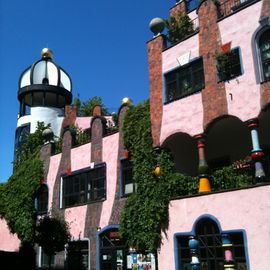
xmin=97 ymin=226 xmax=157 ymax=270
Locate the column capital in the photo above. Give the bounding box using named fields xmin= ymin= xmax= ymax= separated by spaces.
xmin=194 ymin=133 xmax=206 ymax=147
xmin=246 ymin=118 xmax=259 ymax=129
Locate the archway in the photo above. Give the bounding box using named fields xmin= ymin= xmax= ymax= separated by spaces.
xmin=205 ymin=116 xmax=251 ymax=169
xmin=162 ymin=132 xmax=198 ymax=176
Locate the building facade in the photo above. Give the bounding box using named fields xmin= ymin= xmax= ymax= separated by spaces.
xmin=0 ymin=0 xmax=270 ymax=269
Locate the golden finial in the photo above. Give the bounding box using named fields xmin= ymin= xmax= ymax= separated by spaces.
xmin=41 ymin=48 xmax=53 ymax=59
xmin=122 ymin=97 xmax=133 ymax=106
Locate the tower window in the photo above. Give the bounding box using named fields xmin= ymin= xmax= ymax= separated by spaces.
xmin=42 ymin=77 xmax=49 ymax=84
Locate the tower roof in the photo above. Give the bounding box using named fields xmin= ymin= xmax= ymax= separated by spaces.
xmin=18 ymin=48 xmax=72 ymax=108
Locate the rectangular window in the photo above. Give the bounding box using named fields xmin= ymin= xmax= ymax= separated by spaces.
xmin=121 ymin=159 xmax=135 ymax=196
xmin=165 ymin=58 xmax=205 ymax=103
xmin=62 ymin=164 xmax=106 ymax=208
xmin=216 ymin=48 xmax=242 ymax=82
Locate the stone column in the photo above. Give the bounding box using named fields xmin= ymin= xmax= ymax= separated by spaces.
xmin=189 ymin=236 xmax=200 ymax=270
xmin=147 ymin=34 xmax=167 ymax=147
xmin=170 ymin=0 xmax=187 ymax=17
xmin=222 ymin=234 xmax=235 ymax=270
xmin=194 ymin=134 xmax=211 ymax=193
xmin=246 ymin=118 xmax=267 ymax=183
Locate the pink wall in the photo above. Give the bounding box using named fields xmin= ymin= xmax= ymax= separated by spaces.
xmin=65 ymin=206 xmax=88 ymax=239
xmin=75 ymin=117 xmax=91 ymax=130
xmin=218 ymin=1 xmax=262 ymax=121
xmin=160 ymin=93 xmax=204 ymax=144
xmin=99 ymin=133 xmax=119 ymax=228
xmin=46 ymin=133 xmax=119 ymax=238
xmin=158 ymin=185 xmax=270 ymax=269
xmin=0 ymin=219 xmax=20 ymax=251
xmin=162 ymin=33 xmax=199 ymax=73
xmin=71 ymin=143 xmax=91 ymax=171
xmin=47 ymin=153 xmax=61 ymax=210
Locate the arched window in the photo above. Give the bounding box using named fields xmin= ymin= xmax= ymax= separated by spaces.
xmin=36 ymin=184 xmax=48 ymax=215
xmin=258 ymin=29 xmax=270 ymax=81
xmin=176 ymin=217 xmax=248 ymax=269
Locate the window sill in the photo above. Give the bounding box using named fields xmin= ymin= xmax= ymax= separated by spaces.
xmin=164 ymin=88 xmax=203 ymax=105
xmin=62 ymin=198 xmax=106 ymax=209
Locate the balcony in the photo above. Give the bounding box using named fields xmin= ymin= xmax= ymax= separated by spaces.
xmin=218 ymin=0 xmax=261 ymax=19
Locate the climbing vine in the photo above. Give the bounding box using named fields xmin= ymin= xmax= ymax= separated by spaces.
xmin=120 ymin=100 xmax=195 ymax=251
xmin=0 ymin=122 xmax=46 ymax=245
xmin=120 ymin=100 xmax=254 ymax=251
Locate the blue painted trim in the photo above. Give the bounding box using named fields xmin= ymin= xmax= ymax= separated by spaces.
xmin=251 ymin=20 xmax=270 ymax=83
xmin=96 ymin=224 xmax=120 ymax=270
xmin=173 ymin=214 xmax=250 ymax=270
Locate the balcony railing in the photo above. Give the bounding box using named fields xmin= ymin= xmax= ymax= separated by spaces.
xmin=218 ymin=0 xmax=258 ymax=19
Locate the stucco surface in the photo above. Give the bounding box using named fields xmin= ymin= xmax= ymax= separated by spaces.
xmin=218 ymin=1 xmax=262 ymax=121
xmin=65 ymin=206 xmax=88 ymax=239
xmin=75 ymin=117 xmax=91 ymax=130
xmin=71 ymin=143 xmax=91 ymax=171
xmin=162 ymin=33 xmax=199 ymax=73
xmin=99 ymin=133 xmax=119 ymax=228
xmin=158 ymin=185 xmax=270 ymax=269
xmin=160 ymin=93 xmax=204 ymax=144
xmin=47 ymin=153 xmax=61 ymax=210
xmin=0 ymin=219 xmax=20 ymax=251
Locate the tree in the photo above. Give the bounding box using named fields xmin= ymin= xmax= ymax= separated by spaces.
xmin=73 ymin=95 xmax=109 ymax=116
xmin=165 ymin=12 xmax=196 ymax=44
xmin=35 ymin=215 xmax=71 ymax=270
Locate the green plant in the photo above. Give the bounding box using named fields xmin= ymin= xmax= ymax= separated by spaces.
xmin=120 ymin=100 xmax=197 ymax=251
xmin=119 ymin=101 xmax=255 ymax=251
xmin=69 ymin=124 xmax=91 ymax=146
xmin=35 ymin=215 xmax=71 ymax=270
xmin=73 ymin=95 xmax=109 ymax=116
xmin=165 ymin=12 xmax=196 ymax=44
xmin=0 ymin=123 xmax=47 ymax=245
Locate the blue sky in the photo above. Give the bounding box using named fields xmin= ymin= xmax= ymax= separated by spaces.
xmin=0 ymin=1 xmax=172 ymax=182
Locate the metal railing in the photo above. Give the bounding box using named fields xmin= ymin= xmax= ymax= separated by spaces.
xmin=218 ymin=0 xmax=255 ymax=18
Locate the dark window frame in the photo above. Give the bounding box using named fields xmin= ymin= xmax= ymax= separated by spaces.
xmin=35 ymin=184 xmax=49 ymax=215
xmin=176 ymin=219 xmax=248 ymax=270
xmin=120 ymin=158 xmax=135 ymax=197
xmin=62 ymin=163 xmax=106 ymax=208
xmin=164 ymin=57 xmax=205 ymax=104
xmin=216 ymin=47 xmax=242 ymax=82
xmin=258 ymin=28 xmax=270 ymax=82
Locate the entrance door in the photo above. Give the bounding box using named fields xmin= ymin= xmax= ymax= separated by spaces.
xmin=100 ymin=229 xmax=127 ymax=270
xmin=100 ymin=248 xmax=125 ymax=270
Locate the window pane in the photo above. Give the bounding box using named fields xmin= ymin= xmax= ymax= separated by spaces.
xmin=63 ymin=164 xmax=106 ymax=207
xmin=165 ymin=58 xmax=204 ymax=103
xmin=259 ymin=30 xmax=270 ymax=81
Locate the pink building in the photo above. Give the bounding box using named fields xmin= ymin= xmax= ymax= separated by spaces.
xmin=0 ymin=0 xmax=270 ymax=269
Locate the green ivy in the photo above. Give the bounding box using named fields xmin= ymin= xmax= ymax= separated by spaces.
xmin=0 ymin=123 xmax=46 ymax=245
xmin=120 ymin=100 xmax=195 ymax=251
xmin=165 ymin=12 xmax=196 ymax=45
xmin=120 ymin=100 xmax=254 ymax=251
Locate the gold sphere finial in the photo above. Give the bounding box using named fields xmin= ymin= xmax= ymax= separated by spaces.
xmin=41 ymin=48 xmax=53 ymax=59
xmin=122 ymin=97 xmax=133 ymax=106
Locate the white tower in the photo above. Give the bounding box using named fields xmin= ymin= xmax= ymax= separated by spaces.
xmin=15 ymin=48 xmax=72 ymax=149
